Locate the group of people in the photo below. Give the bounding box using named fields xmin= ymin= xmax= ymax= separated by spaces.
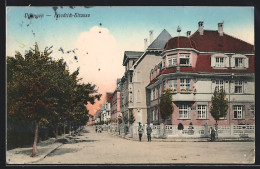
xmin=138 ymin=122 xmax=152 ymax=142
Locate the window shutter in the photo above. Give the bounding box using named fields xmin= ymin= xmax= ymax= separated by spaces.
xmin=225 ymin=57 xmax=229 ymax=67
xmin=244 ymin=57 xmax=249 ymax=68
xmin=211 ymin=56 xmax=216 ymax=67
xmin=230 ymin=81 xmax=235 ymax=93
xmin=211 ymin=80 xmax=216 ymax=92
xmin=225 ymin=81 xmax=229 ymax=93
xmin=231 ymin=57 xmax=235 ymax=68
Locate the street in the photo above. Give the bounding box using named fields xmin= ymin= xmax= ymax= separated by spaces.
xmin=35 ymin=126 xmax=255 ymax=164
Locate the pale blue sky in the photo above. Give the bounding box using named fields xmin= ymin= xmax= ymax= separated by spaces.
xmin=6 ymin=6 xmax=254 ymax=114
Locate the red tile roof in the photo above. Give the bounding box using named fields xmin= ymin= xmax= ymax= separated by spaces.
xmin=195 ymin=54 xmax=255 ymax=73
xmin=106 ymin=93 xmax=113 ymax=103
xmin=190 ymin=30 xmax=254 ymax=53
xmin=164 ymin=36 xmax=197 ymax=50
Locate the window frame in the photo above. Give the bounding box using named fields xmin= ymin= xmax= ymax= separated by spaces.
xmin=215 ymin=57 xmax=225 ymax=67
xmin=168 ymin=79 xmax=177 ymax=91
xmin=179 ymin=53 xmax=190 ymax=66
xmin=234 ymin=80 xmax=243 ymax=94
xmin=179 ymin=104 xmax=190 ymax=119
xmin=215 ymin=80 xmax=224 ymax=92
xmin=233 ymin=105 xmax=243 ymax=119
xmin=180 ymin=78 xmax=191 ymax=90
xmin=167 ymin=54 xmax=177 ymax=67
xmin=197 ymin=105 xmax=207 ymax=119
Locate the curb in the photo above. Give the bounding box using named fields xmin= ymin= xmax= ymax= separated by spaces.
xmin=107 ymin=132 xmax=255 ymax=142
xmin=24 ymin=143 xmax=63 ymax=164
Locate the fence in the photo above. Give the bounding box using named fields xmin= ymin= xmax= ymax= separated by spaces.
xmin=102 ymin=124 xmax=254 ymax=139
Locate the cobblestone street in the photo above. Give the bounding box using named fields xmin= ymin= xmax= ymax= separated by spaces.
xmin=33 ymin=126 xmax=254 ymax=164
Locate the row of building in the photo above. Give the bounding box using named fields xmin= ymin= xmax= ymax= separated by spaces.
xmin=95 ymin=21 xmax=255 ymax=127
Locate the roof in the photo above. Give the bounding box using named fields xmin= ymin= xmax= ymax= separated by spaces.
xmin=164 ymin=36 xmax=197 ymax=50
xmin=189 ymin=30 xmax=254 ymax=53
xmin=123 ymin=51 xmax=143 ymax=66
xmin=106 ymin=92 xmax=114 ymax=103
xmin=147 ymin=29 xmax=172 ymax=50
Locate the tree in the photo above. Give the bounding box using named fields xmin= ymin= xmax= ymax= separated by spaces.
xmin=210 ymin=88 xmax=228 ymax=137
xmin=159 ymin=89 xmax=174 ymax=123
xmin=7 ymin=44 xmax=55 ymax=157
xmin=7 ymin=43 xmax=101 ymax=157
xmin=128 ymin=111 xmax=135 ymax=124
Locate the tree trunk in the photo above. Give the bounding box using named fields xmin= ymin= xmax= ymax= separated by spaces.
xmin=55 ymin=125 xmax=58 ymax=140
xmin=31 ymin=121 xmax=39 ymax=157
xmin=63 ymin=123 xmax=65 ymax=138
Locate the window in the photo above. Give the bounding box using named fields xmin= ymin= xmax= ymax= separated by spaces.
xmin=216 ymin=57 xmax=224 ymax=67
xmin=235 ymin=81 xmax=243 ymax=93
xmin=168 ymin=54 xmax=177 ymax=67
xmin=180 ymin=79 xmax=190 ymax=90
xmin=153 ymin=108 xmax=157 ymax=121
xmin=215 ymin=80 xmax=224 ymax=92
xmin=163 ymin=80 xmax=166 ymax=90
xmin=179 ymin=104 xmax=189 ymax=119
xmin=158 ymin=85 xmax=161 ymax=97
xmin=154 ymin=88 xmax=157 ymax=99
xmin=234 ymin=105 xmax=243 ymax=119
xmin=250 ymin=105 xmax=255 ymax=119
xmin=151 ymin=89 xmax=154 ymax=101
xmin=162 ymin=58 xmax=165 ymax=68
xmin=179 ymin=54 xmax=190 ymax=66
xmin=152 ymin=89 xmax=155 ymax=100
xmin=235 ymin=58 xmax=243 ymax=68
xmin=198 ymin=105 xmax=207 ymax=119
xmin=169 ymin=79 xmax=177 ymax=91
xmin=231 ymin=54 xmax=249 ymax=69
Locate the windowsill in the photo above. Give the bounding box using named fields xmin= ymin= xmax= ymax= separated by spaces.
xmin=212 ymin=67 xmax=228 ymax=69
xmin=167 ymin=65 xmax=177 ymax=68
xmin=232 ymin=67 xmax=247 ymax=70
xmin=180 ymin=91 xmax=192 ymax=94
xmin=196 ymin=119 xmax=209 ymax=120
xmin=180 ymin=65 xmax=191 ymax=67
xmin=178 ymin=119 xmax=191 ymax=120
xmin=232 ymin=118 xmax=245 ymax=120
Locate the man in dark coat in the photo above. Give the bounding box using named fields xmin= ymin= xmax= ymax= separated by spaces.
xmin=146 ymin=124 xmax=152 ymax=142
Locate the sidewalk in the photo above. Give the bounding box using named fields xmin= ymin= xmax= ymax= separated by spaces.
xmin=108 ymin=130 xmax=255 ymax=142
xmin=6 ymin=135 xmax=75 ymax=164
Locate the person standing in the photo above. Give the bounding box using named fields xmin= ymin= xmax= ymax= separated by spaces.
xmin=210 ymin=127 xmax=215 ymax=141
xmin=146 ymin=124 xmax=152 ymax=142
xmin=138 ymin=122 xmax=144 ymax=142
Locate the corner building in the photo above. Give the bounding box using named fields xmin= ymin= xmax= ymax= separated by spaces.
xmin=146 ymin=22 xmax=255 ymax=126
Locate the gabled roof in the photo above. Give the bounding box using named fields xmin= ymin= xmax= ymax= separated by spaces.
xmin=132 ymin=29 xmax=171 ymax=69
xmin=189 ymin=30 xmax=254 ymax=53
xmin=147 ymin=29 xmax=172 ymax=50
xmin=123 ymin=51 xmax=143 ymax=66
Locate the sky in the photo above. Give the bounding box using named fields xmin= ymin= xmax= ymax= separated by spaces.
xmin=6 ymin=6 xmax=254 ymax=115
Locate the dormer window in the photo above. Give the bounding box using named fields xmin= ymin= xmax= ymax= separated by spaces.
xmin=215 ymin=57 xmax=224 ymax=67
xmin=179 ymin=53 xmax=190 ymax=66
xmin=211 ymin=53 xmax=229 ymax=68
xmin=231 ymin=54 xmax=249 ymax=69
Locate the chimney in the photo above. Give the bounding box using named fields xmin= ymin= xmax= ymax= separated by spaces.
xmin=198 ymin=21 xmax=204 ymax=35
xmin=218 ymin=22 xmax=224 ymax=36
xmin=186 ymin=31 xmax=191 ymax=37
xmin=149 ymin=30 xmax=153 ymax=44
xmin=144 ymin=38 xmax=148 ymax=50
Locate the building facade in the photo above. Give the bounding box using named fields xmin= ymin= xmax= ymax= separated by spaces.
xmin=120 ymin=29 xmax=172 ymax=125
xmin=111 ymin=78 xmax=122 ymax=124
xmin=146 ymin=21 xmax=255 ymax=126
